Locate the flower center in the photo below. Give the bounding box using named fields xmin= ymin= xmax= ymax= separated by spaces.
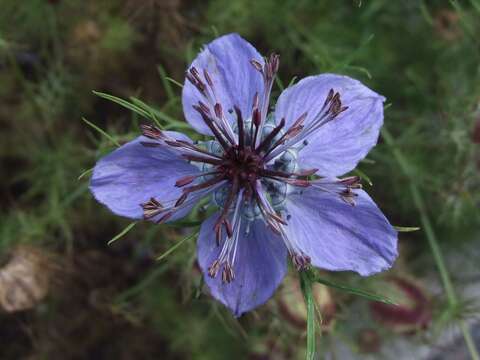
xmin=221 ymin=146 xmax=264 ymax=186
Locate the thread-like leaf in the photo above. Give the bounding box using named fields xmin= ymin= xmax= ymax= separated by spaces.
xmin=156 ymin=230 xmax=199 ymax=261
xmin=314 ymin=275 xmax=396 ymax=305
xmin=82 ymin=117 xmax=120 ymax=147
xmin=394 ymin=226 xmax=420 ymax=232
xmin=108 ymin=222 xmax=137 ymax=245
xmin=300 ymin=271 xmax=316 ymax=360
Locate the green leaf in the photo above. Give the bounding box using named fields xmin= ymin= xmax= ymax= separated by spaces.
xmin=394 ymin=226 xmax=420 ymax=232
xmin=157 ymin=64 xmax=175 ymax=100
xmin=93 ymin=91 xmax=151 ymax=119
xmin=314 ymin=275 xmax=396 ymax=305
xmin=78 ymin=167 xmax=93 ymax=180
xmin=287 ymin=76 xmax=298 ymax=88
xmin=275 ymin=76 xmax=285 ymax=91
xmin=300 ymin=272 xmax=316 ymax=360
xmin=82 ymin=117 xmax=120 ymax=147
xmin=108 ymin=222 xmax=137 ymax=245
xmin=165 ymin=77 xmax=183 ymax=89
xmin=156 ymin=230 xmax=199 ymax=261
xmin=130 ymin=97 xmax=178 ymax=124
xmin=353 ymin=168 xmax=373 ymax=186
xmin=128 ymin=97 xmax=164 ymax=128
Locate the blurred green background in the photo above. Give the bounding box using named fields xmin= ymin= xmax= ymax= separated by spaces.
xmin=1 ymin=0 xmax=479 ymax=359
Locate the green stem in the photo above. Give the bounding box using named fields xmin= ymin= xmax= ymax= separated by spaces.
xmin=382 ymin=127 xmax=479 ymax=360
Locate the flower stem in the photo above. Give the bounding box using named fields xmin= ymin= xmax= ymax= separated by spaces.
xmin=382 ymin=127 xmax=479 ymax=360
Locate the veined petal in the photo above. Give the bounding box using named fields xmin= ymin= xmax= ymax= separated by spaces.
xmin=182 ymin=33 xmax=265 ymax=135
xmin=275 ymin=74 xmax=385 ymax=176
xmin=284 ymin=187 xmax=397 ymax=276
xmin=90 ymin=134 xmax=200 ymax=221
xmin=197 ymin=213 xmax=288 ymax=317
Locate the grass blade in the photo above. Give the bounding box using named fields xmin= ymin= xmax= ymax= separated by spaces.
xmin=93 ymin=90 xmax=150 ymax=119
xmin=82 ymin=117 xmax=120 ymax=147
xmin=156 ymin=230 xmax=199 ymax=261
xmin=157 ymin=64 xmax=175 ymax=100
xmin=108 ymin=222 xmax=137 ymax=245
xmin=353 ymin=168 xmax=373 ymax=186
xmin=394 ymin=226 xmax=420 ymax=232
xmin=165 ymin=77 xmax=183 ymax=89
xmin=314 ymin=275 xmax=396 ymax=305
xmin=78 ymin=168 xmax=93 ymax=180
xmin=300 ymin=272 xmax=316 ymax=360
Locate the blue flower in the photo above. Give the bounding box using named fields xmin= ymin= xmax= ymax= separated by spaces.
xmin=90 ymin=33 xmax=398 ymax=317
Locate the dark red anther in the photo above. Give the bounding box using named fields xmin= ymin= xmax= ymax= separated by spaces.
xmin=222 ymin=264 xmax=235 ymax=283
xmin=192 ymin=104 xmax=231 ymax=151
xmin=141 ymin=124 xmax=163 ymax=139
xmin=186 ymin=72 xmax=206 ymax=93
xmin=140 ymin=142 xmax=161 ymax=147
xmin=224 ymin=219 xmax=233 ymax=238
xmin=175 ymin=175 xmax=197 ymax=187
xmin=256 ymin=117 xmax=285 ymax=154
xmin=197 ymin=101 xmax=211 ymax=116
xmin=208 ymin=260 xmax=221 ymax=277
xmin=214 ymin=222 xmax=222 ymax=246
xmin=288 ymin=179 xmax=311 ymax=187
xmin=252 ymin=108 xmax=261 ymax=127
xmin=250 ymin=59 xmax=263 ymax=73
xmin=234 ymin=106 xmax=245 ymax=150
xmin=141 ymin=197 xmax=164 ymax=219
xmin=322 ymin=89 xmax=335 ymax=110
xmin=156 ymin=212 xmax=173 ymax=224
xmin=175 ymin=193 xmax=188 ymax=207
xmin=203 ymin=69 xmax=214 ymax=87
xmin=253 ymin=92 xmax=259 ymax=109
xmin=190 ymin=67 xmax=203 ymax=83
xmin=214 ymin=103 xmax=223 ymax=119
xmin=339 ymin=176 xmax=361 ymax=186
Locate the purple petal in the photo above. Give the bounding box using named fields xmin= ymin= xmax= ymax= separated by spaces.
xmin=90 ymin=133 xmax=200 ymax=221
xmin=284 ymin=187 xmax=397 ymax=276
xmin=182 ymin=33 xmax=265 ymax=135
xmin=275 ymin=74 xmax=385 ymax=176
xmin=197 ymin=214 xmax=288 ymax=317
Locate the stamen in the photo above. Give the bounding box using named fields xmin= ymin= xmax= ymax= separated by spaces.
xmin=209 ymin=189 xmax=245 ymax=283
xmin=141 ymin=197 xmax=163 ymax=219
xmin=177 ymin=175 xmax=225 ymax=207
xmin=154 ymin=180 xmax=226 ymax=224
xmin=311 ymin=177 xmax=362 ymax=206
xmin=193 ymin=104 xmax=232 ymax=151
xmin=222 ymin=263 xmax=235 ymax=283
xmin=250 ymin=59 xmax=263 ymax=73
xmin=140 ymin=124 xmax=164 ymax=139
xmin=182 ymin=154 xmax=222 ymax=166
xmin=175 ymin=172 xmax=219 ymax=187
xmin=140 ymin=141 xmax=161 ymax=148
xmin=263 ymin=112 xmax=307 ymax=158
xmin=254 ymin=54 xmax=280 ymax=148
xmin=203 ymin=69 xmax=214 ymax=87
xmin=234 ymin=106 xmax=245 ymax=151
xmin=291 ymin=253 xmax=311 ymax=271
xmin=165 ymin=139 xmax=223 ymax=160
xmin=253 ymin=181 xmax=287 ymax=233
xmin=256 ymin=117 xmax=285 ymax=154
xmin=214 ymin=177 xmax=239 ymax=244
xmin=208 ymin=259 xmax=221 ymax=278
